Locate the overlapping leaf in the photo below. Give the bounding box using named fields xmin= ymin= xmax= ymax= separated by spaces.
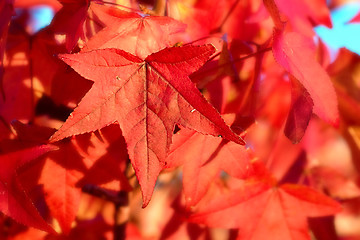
xmin=11 ymin=121 xmax=130 ymax=233
xmin=284 ymin=76 xmax=314 ymax=143
xmin=166 ymin=115 xmax=252 ymax=207
xmin=0 ymin=145 xmax=57 ymax=233
xmin=82 ymin=8 xmax=185 ymax=59
xmin=264 ymin=0 xmax=338 ymax=130
xmin=50 ymin=0 xmax=90 ymax=51
xmin=275 ymin=0 xmax=332 ymax=36
xmin=189 ymin=178 xmax=341 ymax=240
xmin=50 ymin=1 xmax=130 ymax=52
xmin=272 ymin=29 xmax=339 ymax=127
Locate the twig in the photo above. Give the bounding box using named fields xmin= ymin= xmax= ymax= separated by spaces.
xmin=210 ymin=0 xmax=241 ymax=33
xmin=82 ymin=184 xmax=128 ymax=205
xmin=191 ymin=47 xmax=272 ymax=78
xmin=113 ymin=191 xmax=129 ymax=240
xmin=82 ymin=185 xmax=129 ymax=240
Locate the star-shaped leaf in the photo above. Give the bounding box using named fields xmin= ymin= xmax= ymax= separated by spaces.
xmin=189 ymin=180 xmax=341 ymax=240
xmin=51 ymin=45 xmax=244 ymax=206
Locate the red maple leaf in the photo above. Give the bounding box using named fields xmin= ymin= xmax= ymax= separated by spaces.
xmin=82 ymin=8 xmax=185 ymax=59
xmin=0 ymin=145 xmax=57 ymax=233
xmin=39 ymin=133 xmax=130 ymax=234
xmin=166 ymin=114 xmax=252 ymax=207
xmin=11 ymin=121 xmax=130 ymax=233
xmin=264 ymin=0 xmax=338 ymax=132
xmin=50 ymin=45 xmax=244 ymax=207
xmin=189 ymin=176 xmax=341 ymax=240
xmin=38 ymin=141 xmax=84 ymax=234
xmin=272 ymin=29 xmax=339 ymax=127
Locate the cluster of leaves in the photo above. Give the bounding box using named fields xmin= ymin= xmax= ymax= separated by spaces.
xmin=1 ymin=0 xmax=360 ymax=239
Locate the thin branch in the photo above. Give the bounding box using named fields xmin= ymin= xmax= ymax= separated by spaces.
xmin=191 ymin=47 xmax=272 ymax=78
xmin=183 ymin=35 xmax=223 ymax=46
xmin=210 ymin=0 xmax=241 ymax=33
xmin=82 ymin=184 xmax=128 ymax=205
xmin=113 ymin=191 xmax=129 ymax=240
xmin=231 ymin=47 xmax=271 ymax=64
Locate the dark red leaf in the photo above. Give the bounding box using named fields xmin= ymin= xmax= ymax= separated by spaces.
xmin=0 ymin=145 xmax=57 ymax=233
xmin=284 ymin=76 xmax=314 ymax=143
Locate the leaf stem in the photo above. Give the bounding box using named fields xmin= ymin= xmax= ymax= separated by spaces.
xmin=231 ymin=47 xmax=271 ymax=64
xmin=183 ymin=35 xmax=224 ymax=46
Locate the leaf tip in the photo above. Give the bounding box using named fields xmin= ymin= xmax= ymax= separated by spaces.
xmin=48 ymin=131 xmax=68 ymax=143
xmin=206 ymin=43 xmax=217 ymax=54
xmin=45 ymin=144 xmax=60 ymax=152
xmin=230 ymin=133 xmax=246 ymax=145
xmin=238 ymin=136 xmax=246 ymax=145
xmin=332 ymin=116 xmax=340 ymax=128
xmin=141 ymin=197 xmax=151 ymax=208
xmin=138 ymin=179 xmax=156 ymax=208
